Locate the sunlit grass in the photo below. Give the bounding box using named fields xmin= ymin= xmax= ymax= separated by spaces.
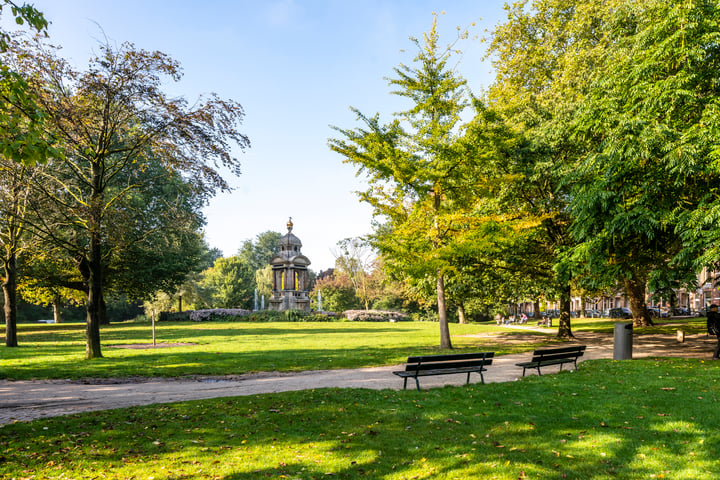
xmin=0 ymin=320 xmax=563 ymax=380
xmin=2 ymin=316 xmax=709 ymax=380
xmin=2 ymin=358 xmax=720 ymax=479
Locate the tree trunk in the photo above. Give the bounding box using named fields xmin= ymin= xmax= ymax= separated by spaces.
xmin=99 ymin=291 xmax=109 ymax=325
xmin=52 ymin=296 xmax=62 ymax=323
xmin=3 ymin=251 xmax=17 ymax=347
xmin=625 ymin=276 xmax=653 ymax=327
xmin=85 ymin=168 xmax=104 ymax=359
xmin=457 ymin=303 xmax=466 ymax=324
xmin=85 ymin=245 xmax=103 ymax=359
xmin=533 ymin=299 xmax=541 ymax=319
xmin=437 ymin=272 xmax=452 ymax=349
xmin=557 ymin=284 xmax=574 ymax=338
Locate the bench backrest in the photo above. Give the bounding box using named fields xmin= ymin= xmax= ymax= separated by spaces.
xmin=403 ymin=352 xmax=494 ymax=372
xmin=530 ymin=345 xmax=586 ymax=363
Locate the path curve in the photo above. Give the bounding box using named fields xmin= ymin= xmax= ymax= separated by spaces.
xmin=1 ymin=330 xmax=714 ymax=425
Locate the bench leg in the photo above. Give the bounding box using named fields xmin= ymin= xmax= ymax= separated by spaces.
xmin=414 ymin=377 xmax=421 ymax=392
xmin=403 ymin=377 xmax=408 ymax=390
xmin=536 ymin=366 xmax=542 ymax=376
xmin=466 ymin=372 xmax=471 ymax=384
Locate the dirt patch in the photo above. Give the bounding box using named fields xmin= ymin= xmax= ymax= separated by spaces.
xmin=108 ymin=343 xmax=197 ymax=349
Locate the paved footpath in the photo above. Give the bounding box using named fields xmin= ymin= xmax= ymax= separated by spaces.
xmin=1 ymin=329 xmax=715 ymax=425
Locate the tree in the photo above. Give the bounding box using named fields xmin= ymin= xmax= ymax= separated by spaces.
xmin=333 ymin=237 xmax=376 ymax=311
xmin=563 ymin=0 xmax=720 ymax=325
xmin=0 ymin=158 xmax=37 ymax=345
xmin=238 ymin=231 xmax=282 ymax=272
xmin=254 ymin=264 xmax=273 ymax=302
xmin=311 ymin=271 xmax=361 ymax=313
xmin=0 ymin=2 xmax=54 ymax=167
xmin=17 ymin=246 xmax=85 ymax=324
xmin=200 ymin=256 xmax=255 ymax=309
xmin=482 ymin=0 xmax=622 ymax=336
xmin=13 ymin=40 xmax=249 ymax=359
xmin=330 ymin=16 xmax=473 ymax=348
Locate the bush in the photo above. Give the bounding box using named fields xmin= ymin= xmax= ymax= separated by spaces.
xmin=160 ymin=309 xmax=347 ymax=323
xmin=159 ymin=309 xmax=251 ymax=322
xmin=343 ymin=309 xmax=409 ymax=322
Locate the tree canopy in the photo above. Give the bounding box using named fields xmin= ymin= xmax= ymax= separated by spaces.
xmin=6 ymin=39 xmax=249 ymax=358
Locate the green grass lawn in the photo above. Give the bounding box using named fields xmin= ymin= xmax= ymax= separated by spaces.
xmin=2 ymin=358 xmax=719 ymax=479
xmin=0 ymin=320 xmax=563 ymax=380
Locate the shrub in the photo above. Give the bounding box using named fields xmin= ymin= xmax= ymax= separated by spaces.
xmin=158 ymin=309 xmax=251 ymax=322
xmin=343 ymin=309 xmax=409 ymax=322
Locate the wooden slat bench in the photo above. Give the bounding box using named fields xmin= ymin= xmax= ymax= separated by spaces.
xmin=393 ymin=352 xmax=494 ymax=391
xmin=516 ymin=345 xmax=586 ymax=376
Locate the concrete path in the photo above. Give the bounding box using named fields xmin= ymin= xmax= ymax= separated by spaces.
xmin=1 ymin=329 xmax=715 ymax=425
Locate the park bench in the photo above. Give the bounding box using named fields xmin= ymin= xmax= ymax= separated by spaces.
xmin=516 ymin=345 xmax=586 ymax=376
xmin=393 ymin=352 xmax=494 ymax=391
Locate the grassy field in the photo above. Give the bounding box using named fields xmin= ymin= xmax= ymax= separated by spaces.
xmin=0 ymin=320 xmax=565 ymax=380
xmin=3 ymin=317 xmax=717 ymax=479
xmin=0 ymin=316 xmax=709 ymax=381
xmin=2 ymin=358 xmax=720 ymax=479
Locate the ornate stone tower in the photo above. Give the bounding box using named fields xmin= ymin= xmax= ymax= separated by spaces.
xmin=268 ymin=218 xmax=311 ymax=312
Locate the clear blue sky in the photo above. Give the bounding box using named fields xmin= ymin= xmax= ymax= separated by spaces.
xmin=10 ymin=1 xmax=508 ymax=271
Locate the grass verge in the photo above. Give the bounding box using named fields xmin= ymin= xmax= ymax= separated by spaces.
xmin=2 ymin=358 xmax=719 ymax=479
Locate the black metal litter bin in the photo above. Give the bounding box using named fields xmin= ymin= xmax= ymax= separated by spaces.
xmin=613 ymin=322 xmax=633 ymax=360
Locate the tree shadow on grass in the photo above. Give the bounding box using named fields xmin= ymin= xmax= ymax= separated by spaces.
xmin=4 ymin=361 xmax=720 ymax=479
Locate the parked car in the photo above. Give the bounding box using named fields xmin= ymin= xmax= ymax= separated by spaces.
xmin=584 ymin=309 xmax=602 ymax=318
xmin=608 ymin=307 xmax=632 ymax=319
xmin=647 ymin=307 xmax=670 ymax=318
xmin=671 ymin=307 xmax=691 ymax=316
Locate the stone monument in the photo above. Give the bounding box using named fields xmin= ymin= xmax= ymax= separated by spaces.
xmin=268 ymin=218 xmax=312 ymax=312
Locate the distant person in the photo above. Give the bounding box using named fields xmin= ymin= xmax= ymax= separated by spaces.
xmin=707 ymin=304 xmax=720 ymax=359
xmin=521 ymin=313 xmax=528 ymax=324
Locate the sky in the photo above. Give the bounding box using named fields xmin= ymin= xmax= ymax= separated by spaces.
xmin=7 ymin=1 xmax=509 ymax=271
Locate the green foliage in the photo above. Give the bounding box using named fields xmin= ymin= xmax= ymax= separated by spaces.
xmin=0 ymin=2 xmax=53 ymax=167
xmin=200 ymin=256 xmax=255 ymax=309
xmin=3 ymin=359 xmax=720 ymax=479
xmin=569 ymin=0 xmax=720 ymax=284
xmin=237 ymin=230 xmax=281 ymax=271
xmin=330 ymin=15 xmax=477 ymax=348
xmin=254 ymin=264 xmax=273 ymax=299
xmin=312 ymin=271 xmax=361 ymax=312
xmin=0 ymin=1 xmax=48 ymax=52
xmin=6 ymin=39 xmax=249 ymax=358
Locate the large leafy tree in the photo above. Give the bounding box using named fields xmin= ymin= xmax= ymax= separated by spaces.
xmin=330 ymin=16 xmax=474 ymax=348
xmin=13 ymin=40 xmax=249 ymax=359
xmin=569 ymin=0 xmax=720 ymax=325
xmin=0 ymin=158 xmax=38 ymax=345
xmin=0 ymin=2 xmax=52 ymax=347
xmin=482 ymin=0 xmax=623 ymax=336
xmin=200 ymin=256 xmax=255 ymax=309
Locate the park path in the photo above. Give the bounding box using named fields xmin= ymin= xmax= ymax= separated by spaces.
xmin=0 ymin=329 xmax=715 ymax=425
